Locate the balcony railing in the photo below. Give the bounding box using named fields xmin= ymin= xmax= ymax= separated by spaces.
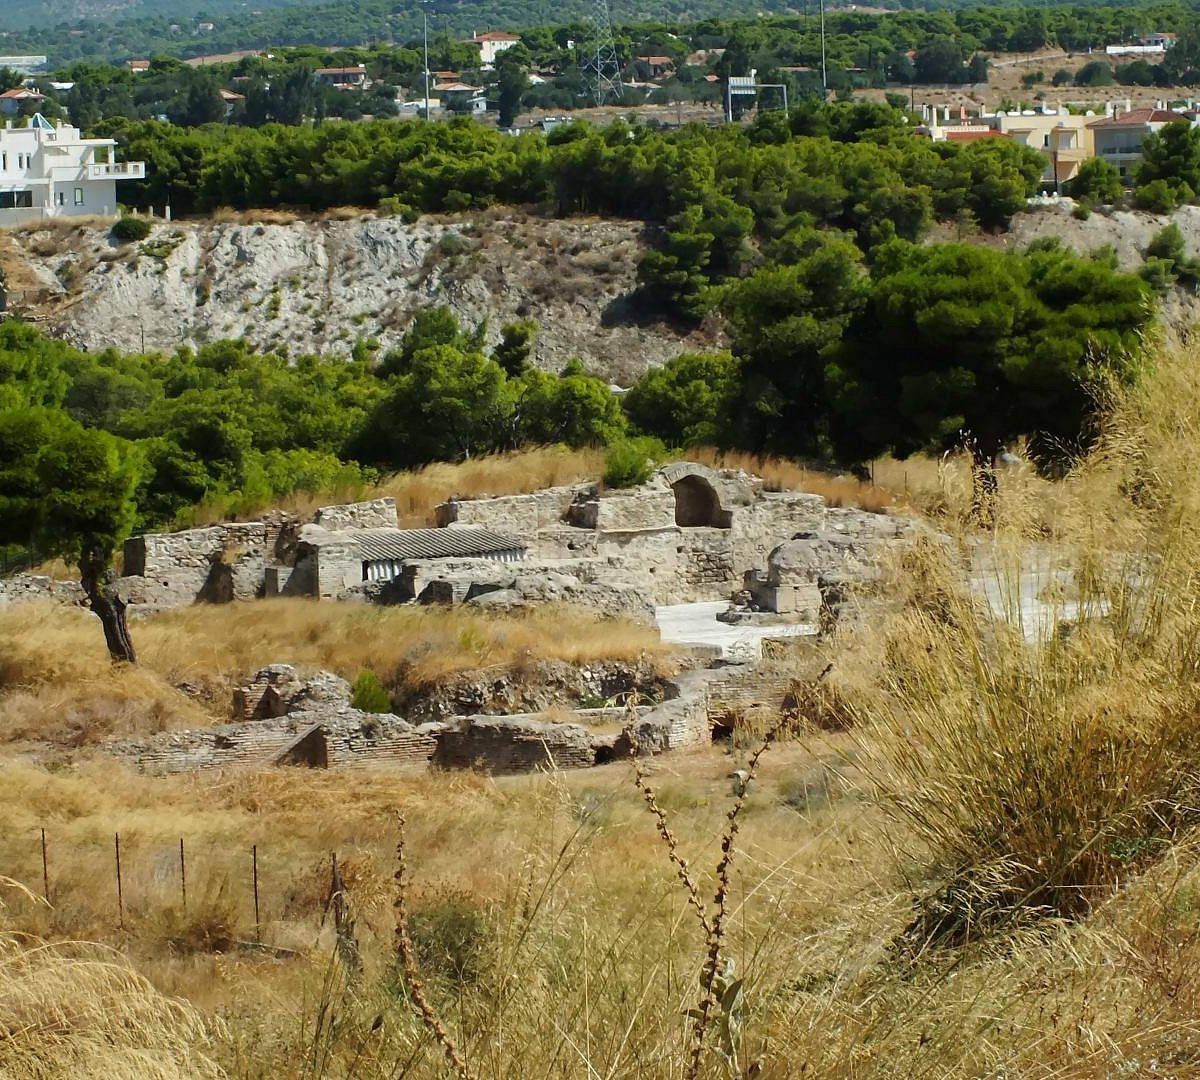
xmin=88 ymin=161 xmax=146 ymax=179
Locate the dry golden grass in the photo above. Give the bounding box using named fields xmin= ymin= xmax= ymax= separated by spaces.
xmin=688 ymin=446 xmax=896 ymax=512
xmin=373 ymin=445 xmax=607 ymax=527
xmin=0 ymin=935 xmax=223 ymax=1080
xmin=13 ymin=350 xmax=1200 ymax=1075
xmin=0 ymin=599 xmax=670 ymax=743
xmin=0 ymin=745 xmax=902 ymax=1079
xmin=2 ymin=734 xmax=1198 ymax=1079
xmin=11 ymin=214 xmax=116 ymax=236
xmin=192 ymin=445 xmax=608 ymax=529
xmin=208 ymin=207 xmax=302 ymax=226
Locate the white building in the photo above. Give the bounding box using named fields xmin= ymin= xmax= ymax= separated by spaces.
xmin=0 ymin=56 xmax=48 ymax=76
xmin=0 ymin=114 xmax=146 ymax=226
xmin=467 ymin=31 xmax=521 ymax=67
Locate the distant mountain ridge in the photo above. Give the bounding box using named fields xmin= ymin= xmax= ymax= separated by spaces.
xmin=2 ymin=0 xmax=301 ymax=31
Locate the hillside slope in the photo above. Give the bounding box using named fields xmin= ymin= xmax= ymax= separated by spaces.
xmin=2 ymin=0 xmax=300 ymax=30
xmin=3 ymin=213 xmax=717 ymax=383
xmin=9 ymin=202 xmax=1200 ymax=380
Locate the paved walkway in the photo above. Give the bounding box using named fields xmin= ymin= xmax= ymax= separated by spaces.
xmin=654 ymin=601 xmax=817 ymax=661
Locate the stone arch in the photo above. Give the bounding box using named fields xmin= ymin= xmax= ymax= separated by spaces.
xmin=660 ymin=463 xmax=735 ymax=529
xmin=671 ymin=474 xmax=728 ymax=528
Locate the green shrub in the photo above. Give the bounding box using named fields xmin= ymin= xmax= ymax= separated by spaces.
xmin=110 ymin=216 xmax=152 ymax=242
xmin=1139 ymin=255 xmax=1178 ymax=293
xmin=404 ymin=887 xmax=491 ymax=983
xmin=350 ymin=670 xmax=392 ymax=713
xmin=1134 ymin=179 xmax=1182 ymax=214
xmin=602 ymin=436 xmax=665 ymax=489
xmin=437 ymin=232 xmax=467 ymax=256
xmin=1071 ymin=203 xmax=1091 ymax=221
xmin=378 ymin=196 xmax=419 ymax=223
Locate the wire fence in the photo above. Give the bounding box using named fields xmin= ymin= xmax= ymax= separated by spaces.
xmin=19 ymin=827 xmax=357 ymax=949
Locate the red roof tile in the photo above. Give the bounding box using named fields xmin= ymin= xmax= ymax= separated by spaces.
xmin=945 ymin=128 xmax=1006 ymax=142
xmin=1089 ymin=108 xmax=1184 ymax=127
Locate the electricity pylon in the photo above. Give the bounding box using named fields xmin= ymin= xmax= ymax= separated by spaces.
xmin=586 ymin=0 xmax=623 ymax=105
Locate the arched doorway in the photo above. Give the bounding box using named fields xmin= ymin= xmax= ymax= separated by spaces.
xmin=672 ymin=474 xmax=728 ymax=528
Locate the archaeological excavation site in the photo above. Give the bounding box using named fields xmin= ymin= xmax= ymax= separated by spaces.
xmin=3 ymin=461 xmax=920 ymax=776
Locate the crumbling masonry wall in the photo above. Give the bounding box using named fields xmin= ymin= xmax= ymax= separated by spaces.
xmin=122 ymin=523 xmax=269 ymax=608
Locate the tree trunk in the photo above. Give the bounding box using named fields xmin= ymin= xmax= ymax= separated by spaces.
xmin=80 ymin=547 xmax=136 ymax=664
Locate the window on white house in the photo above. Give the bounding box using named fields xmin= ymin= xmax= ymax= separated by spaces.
xmin=0 ymin=190 xmax=34 ymax=208
xmin=74 ymin=187 xmax=84 ymax=205
xmin=1 ymin=154 xmax=6 ymax=170
xmin=55 ymin=191 xmax=64 ymax=206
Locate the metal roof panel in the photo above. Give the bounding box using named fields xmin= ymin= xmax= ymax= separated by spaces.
xmin=356 ymin=528 xmax=526 ymax=562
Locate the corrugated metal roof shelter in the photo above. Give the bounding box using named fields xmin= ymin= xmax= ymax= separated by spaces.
xmin=358 ymin=528 xmax=526 ymax=583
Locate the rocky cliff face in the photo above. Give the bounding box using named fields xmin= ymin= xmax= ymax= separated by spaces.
xmin=2 ymin=212 xmax=719 ymax=384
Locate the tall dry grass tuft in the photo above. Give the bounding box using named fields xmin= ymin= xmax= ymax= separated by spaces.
xmin=0 ymin=936 xmax=223 ymax=1079
xmin=850 ymin=347 xmax=1200 ymax=943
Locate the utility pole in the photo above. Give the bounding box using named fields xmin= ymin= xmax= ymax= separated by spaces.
xmin=819 ymin=0 xmax=828 ymax=99
xmin=423 ymin=8 xmax=431 ymax=119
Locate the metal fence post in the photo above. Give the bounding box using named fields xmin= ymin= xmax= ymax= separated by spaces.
xmin=114 ymin=832 xmax=124 ymax=930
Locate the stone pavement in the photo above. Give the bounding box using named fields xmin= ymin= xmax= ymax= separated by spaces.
xmin=654 ymin=601 xmax=818 ymax=662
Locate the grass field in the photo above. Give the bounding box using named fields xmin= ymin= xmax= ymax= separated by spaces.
xmin=9 ymin=349 xmax=1200 ymax=1076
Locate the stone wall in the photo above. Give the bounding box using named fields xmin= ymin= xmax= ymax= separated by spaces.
xmin=677 ymin=530 xmax=738 ymax=595
xmin=107 ymin=708 xmax=631 ymax=776
xmin=313 ymin=497 xmax=398 ymax=531
xmin=436 ymin=487 xmax=579 ymax=540
xmin=432 ymin=715 xmax=598 ymax=773
xmin=122 ymin=523 xmax=269 ymax=607
xmin=293 ymin=526 xmax=362 ymax=599
xmin=729 ymin=493 xmax=827 ymax=572
xmin=426 ymin=467 xmax=908 ymax=608
xmin=528 ymin=525 xmax=601 ymax=561
xmin=88 ymin=464 xmax=920 ymax=618
xmin=572 ymin=491 xmax=677 ymax=532
xmin=109 ymin=711 xmax=439 ymax=775
xmin=401 ymin=556 xmax=615 ymax=606
xmin=0 ymin=574 xmax=86 ymax=607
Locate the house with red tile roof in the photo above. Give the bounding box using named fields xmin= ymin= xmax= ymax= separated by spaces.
xmin=0 ymin=87 xmax=46 ymax=116
xmin=1089 ymin=107 xmax=1189 ymax=181
xmin=314 ymin=65 xmax=370 ymax=90
xmin=635 ymin=55 xmax=676 ymax=77
xmin=468 ymin=31 xmax=521 ymax=66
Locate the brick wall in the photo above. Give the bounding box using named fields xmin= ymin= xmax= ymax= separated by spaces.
xmin=433 ymin=715 xmax=597 ymax=773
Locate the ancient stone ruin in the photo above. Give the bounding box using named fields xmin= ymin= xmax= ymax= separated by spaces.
xmin=106 ymin=462 xmax=914 ymax=619
xmin=105 ymin=662 xmax=723 ymax=776
xmin=8 ymin=460 xmax=925 ymax=777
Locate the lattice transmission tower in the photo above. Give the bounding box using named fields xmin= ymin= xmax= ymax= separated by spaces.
xmin=586 ymin=0 xmax=623 ymax=106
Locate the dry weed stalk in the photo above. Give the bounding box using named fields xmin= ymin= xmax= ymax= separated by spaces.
xmin=392 ymin=813 xmax=478 ymax=1080
xmin=630 ymin=693 xmax=782 ymax=1080
xmin=633 ymin=758 xmax=713 ymax=938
